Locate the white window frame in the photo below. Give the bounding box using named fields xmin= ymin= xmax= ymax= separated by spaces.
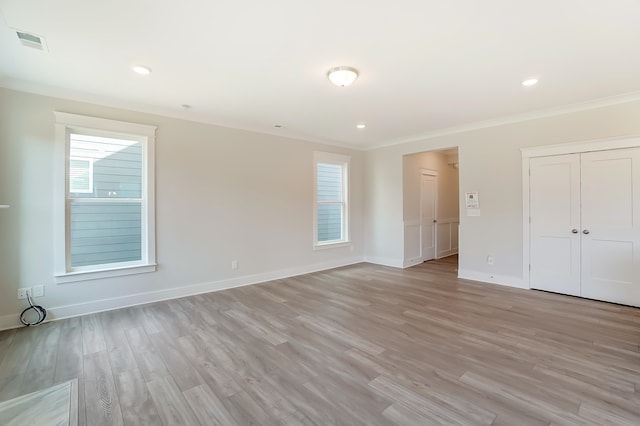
xmin=54 ymin=112 xmax=157 ymax=283
xmin=313 ymin=151 xmax=350 ymax=249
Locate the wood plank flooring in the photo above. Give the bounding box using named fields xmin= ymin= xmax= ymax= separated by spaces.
xmin=1 ymin=256 xmax=639 ymax=425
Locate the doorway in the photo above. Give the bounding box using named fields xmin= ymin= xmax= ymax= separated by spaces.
xmin=402 ymin=148 xmax=460 ymax=268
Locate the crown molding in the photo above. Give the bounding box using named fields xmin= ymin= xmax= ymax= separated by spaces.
xmin=368 ymin=90 xmax=640 ymax=150
xmin=3 ymin=77 xmax=640 ymax=153
xmin=0 ymin=78 xmax=365 ymax=151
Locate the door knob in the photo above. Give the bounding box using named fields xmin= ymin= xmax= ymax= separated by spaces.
xmin=583 ymin=229 xmax=590 ymax=235
xmin=571 ymin=229 xmax=578 ymax=234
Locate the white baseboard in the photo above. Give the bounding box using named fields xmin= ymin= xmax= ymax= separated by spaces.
xmin=457 ymin=269 xmax=528 ymax=289
xmin=402 ymin=256 xmax=423 ymax=268
xmin=437 ymin=249 xmax=458 ymax=259
xmin=0 ymin=260 xmax=531 ymax=330
xmin=0 ymin=256 xmax=365 ymax=331
xmin=363 ymin=256 xmax=404 ymax=268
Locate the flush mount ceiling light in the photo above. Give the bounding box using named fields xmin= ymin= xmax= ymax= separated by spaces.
xmin=132 ymin=65 xmax=152 ymax=75
xmin=522 ymin=78 xmax=539 ymax=87
xmin=327 ymin=66 xmax=359 ymax=87
xmin=356 ymin=124 xmax=366 ymax=129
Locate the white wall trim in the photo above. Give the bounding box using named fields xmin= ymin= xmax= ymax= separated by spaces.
xmin=0 ymin=256 xmax=365 ymax=331
xmin=5 ymin=82 xmax=640 ymax=153
xmin=403 ymin=257 xmax=423 ymax=268
xmin=363 ymin=256 xmax=404 ymax=268
xmin=436 ymin=217 xmax=459 ymax=259
xmin=2 ymin=80 xmax=362 ymax=151
xmin=55 ymin=264 xmax=157 ymax=284
xmin=54 ymin=112 xmax=157 ymax=280
xmin=371 ymin=91 xmax=640 ymax=150
xmin=0 ymin=259 xmax=529 ymax=331
xmin=313 ymin=151 xmax=351 ymax=248
xmin=437 ymin=248 xmax=458 ymax=259
xmin=520 ymin=135 xmax=640 ymax=288
xmin=54 ymin=111 xmax=157 ymax=137
xmin=520 ymin=134 xmax=640 ymax=158
xmin=402 ymin=220 xmax=422 ymax=267
xmin=458 ymin=269 xmax=528 ymax=289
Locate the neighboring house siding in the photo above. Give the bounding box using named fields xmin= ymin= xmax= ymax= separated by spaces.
xmin=70 ymin=202 xmax=141 ymax=266
xmin=317 ymin=163 xmax=343 ymax=242
xmin=70 ymin=143 xmax=143 ymax=267
xmin=317 ymin=204 xmax=342 ymax=242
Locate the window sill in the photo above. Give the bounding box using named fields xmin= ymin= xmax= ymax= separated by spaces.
xmin=313 ymin=241 xmax=351 ymax=251
xmin=55 ymin=263 xmax=157 ymax=284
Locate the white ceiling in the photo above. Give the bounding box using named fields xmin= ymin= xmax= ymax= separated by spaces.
xmin=1 ymin=0 xmax=640 ymax=149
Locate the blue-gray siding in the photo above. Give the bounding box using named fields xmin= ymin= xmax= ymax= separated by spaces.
xmin=70 ymin=202 xmax=141 ymax=267
xmin=317 ymin=163 xmax=343 ymax=242
xmin=69 ymin=136 xmax=143 ymax=267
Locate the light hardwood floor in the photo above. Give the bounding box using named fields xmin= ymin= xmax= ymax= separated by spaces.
xmin=1 ymin=256 xmax=639 ymax=425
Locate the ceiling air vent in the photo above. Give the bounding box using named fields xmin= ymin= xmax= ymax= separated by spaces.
xmin=15 ymin=30 xmax=48 ymax=51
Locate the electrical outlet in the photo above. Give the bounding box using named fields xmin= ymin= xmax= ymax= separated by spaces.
xmin=487 ymin=255 xmax=494 ymax=265
xmin=231 ymin=260 xmax=238 ymax=270
xmin=32 ymin=285 xmax=44 ymax=297
xmin=17 ymin=287 xmax=31 ymax=299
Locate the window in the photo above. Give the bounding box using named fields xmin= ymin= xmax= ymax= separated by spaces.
xmin=54 ymin=112 xmax=156 ymax=282
xmin=314 ymin=152 xmax=350 ymax=248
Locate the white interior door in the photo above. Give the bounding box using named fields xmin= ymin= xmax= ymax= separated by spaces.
xmin=580 ymin=148 xmax=640 ymax=306
xmin=421 ymin=173 xmax=437 ymax=261
xmin=529 ymin=154 xmax=581 ymax=296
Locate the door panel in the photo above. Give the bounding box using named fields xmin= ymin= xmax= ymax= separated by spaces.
xmin=580 ymin=148 xmax=640 ymax=306
xmin=529 ymin=154 xmax=581 ymax=296
xmin=421 ymin=174 xmax=437 ymax=261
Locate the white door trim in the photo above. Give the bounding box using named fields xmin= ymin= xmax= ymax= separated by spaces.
xmin=521 ymin=135 xmax=640 ymax=288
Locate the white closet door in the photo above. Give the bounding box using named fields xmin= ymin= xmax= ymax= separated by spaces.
xmin=580 ymin=148 xmax=640 ymax=306
xmin=530 ymin=154 xmax=581 ymax=296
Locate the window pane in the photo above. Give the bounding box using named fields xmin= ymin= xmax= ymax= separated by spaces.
xmin=317 ymin=163 xmax=342 ymax=201
xmin=69 ymin=134 xmax=142 ymax=198
xmin=70 ymin=201 xmax=142 ymax=267
xmin=317 ymin=203 xmax=343 ymax=242
xmin=69 ymin=159 xmax=92 ymax=193
xmin=68 ymin=134 xmax=144 ymax=268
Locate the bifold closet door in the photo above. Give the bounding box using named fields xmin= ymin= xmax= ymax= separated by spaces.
xmin=580 ymin=148 xmax=640 ymax=306
xmin=529 ymin=154 xmax=581 ymax=296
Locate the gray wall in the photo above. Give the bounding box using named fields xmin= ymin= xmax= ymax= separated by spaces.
xmin=365 ymin=98 xmax=640 ymax=284
xmin=0 ymin=88 xmax=365 ymax=327
xmin=2 ymin=85 xmax=640 ymax=327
